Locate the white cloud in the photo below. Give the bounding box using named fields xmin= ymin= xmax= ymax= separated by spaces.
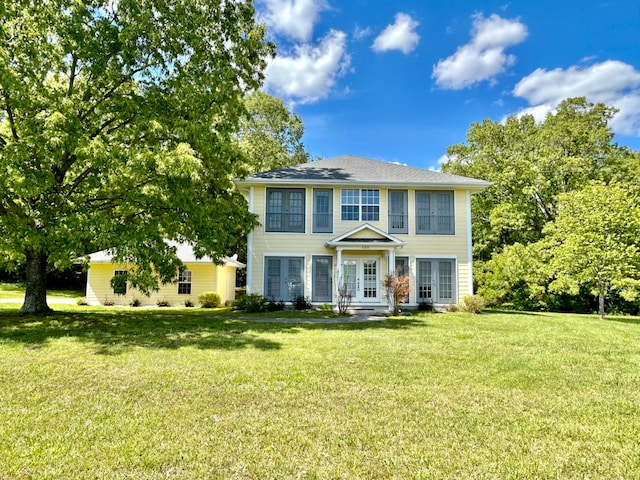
xmin=354 ymin=25 xmax=372 ymax=41
xmin=258 ymin=0 xmax=329 ymax=42
xmin=512 ymin=60 xmax=640 ymax=135
xmin=372 ymin=13 xmax=420 ymax=54
xmin=432 ymin=13 xmax=527 ymax=89
xmin=263 ymin=30 xmax=350 ymax=104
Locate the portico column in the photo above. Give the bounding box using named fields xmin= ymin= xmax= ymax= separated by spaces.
xmin=336 ymin=247 xmax=343 ymax=284
xmin=388 ymin=248 xmax=395 ymax=275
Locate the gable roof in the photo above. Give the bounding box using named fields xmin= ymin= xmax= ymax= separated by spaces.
xmin=326 ymin=224 xmax=405 ymax=248
xmin=88 ymin=241 xmax=245 ymax=268
xmin=235 ymin=154 xmax=491 ymax=191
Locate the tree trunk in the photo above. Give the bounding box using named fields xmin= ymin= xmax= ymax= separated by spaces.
xmin=598 ymin=287 xmax=605 ymax=320
xmin=20 ymin=248 xmax=51 ymax=314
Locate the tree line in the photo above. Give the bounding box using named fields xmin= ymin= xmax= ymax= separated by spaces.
xmin=443 ymin=98 xmax=640 ymax=318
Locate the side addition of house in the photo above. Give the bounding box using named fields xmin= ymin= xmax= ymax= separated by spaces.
xmin=233 ymin=155 xmax=490 ymax=310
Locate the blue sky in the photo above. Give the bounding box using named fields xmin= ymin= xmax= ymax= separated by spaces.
xmin=255 ymin=0 xmax=640 ymax=170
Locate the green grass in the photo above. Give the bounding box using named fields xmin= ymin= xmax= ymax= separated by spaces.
xmin=0 ymin=306 xmax=639 ymax=479
xmin=0 ymin=282 xmax=83 ymax=300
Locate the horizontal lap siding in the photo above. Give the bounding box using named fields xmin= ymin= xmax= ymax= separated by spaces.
xmin=87 ymin=262 xmax=226 ymax=306
xmin=249 ymin=186 xmax=472 ymax=302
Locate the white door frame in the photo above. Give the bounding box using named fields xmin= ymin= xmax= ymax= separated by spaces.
xmin=341 ymin=255 xmax=381 ymax=303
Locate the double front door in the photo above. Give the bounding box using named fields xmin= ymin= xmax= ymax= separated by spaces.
xmin=342 ymin=257 xmax=380 ymax=303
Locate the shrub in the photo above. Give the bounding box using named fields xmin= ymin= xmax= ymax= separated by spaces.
xmin=267 ymin=300 xmax=285 ymax=312
xmin=75 ymin=297 xmax=88 ymax=306
xmin=129 ymin=298 xmax=141 ymax=307
xmin=418 ymin=301 xmax=433 ymax=311
xmin=383 ymin=269 xmax=410 ymax=315
xmin=458 ymin=295 xmax=486 ymax=314
xmin=293 ymin=296 xmax=312 ymax=311
xmin=184 ymin=298 xmax=195 ymax=308
xmin=156 ymin=299 xmax=171 ymax=307
xmin=103 ymin=297 xmax=115 ymax=306
xmin=239 ymin=293 xmax=269 ymax=313
xmin=198 ymin=292 xmax=221 ymax=308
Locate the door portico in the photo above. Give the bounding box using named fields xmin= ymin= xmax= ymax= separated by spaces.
xmin=326 ymin=224 xmax=405 ymax=305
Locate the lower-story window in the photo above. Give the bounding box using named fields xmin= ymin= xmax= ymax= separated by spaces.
xmin=265 ymin=256 xmax=304 ymax=302
xmin=417 ymin=258 xmax=456 ymax=304
xmin=312 ymin=256 xmax=333 ymax=302
xmin=395 ymin=256 xmax=410 ymax=303
xmin=178 ymin=270 xmax=192 ymax=294
xmin=112 ymin=270 xmax=128 ymax=295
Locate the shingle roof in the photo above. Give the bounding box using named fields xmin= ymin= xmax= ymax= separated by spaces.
xmin=239 ymin=154 xmax=490 ymax=189
xmin=88 ymin=240 xmax=245 ymax=267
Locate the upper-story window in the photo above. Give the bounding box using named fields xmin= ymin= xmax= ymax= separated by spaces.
xmin=415 ymin=191 xmax=454 ymax=235
xmin=388 ymin=190 xmax=408 ymax=234
xmin=341 ymin=189 xmax=379 ymax=222
xmin=266 ymin=188 xmax=305 ymax=233
xmin=313 ymin=188 xmax=333 ymax=233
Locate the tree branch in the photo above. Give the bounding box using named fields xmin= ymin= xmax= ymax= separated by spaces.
xmin=67 ymin=52 xmax=78 ymax=97
xmin=2 ymin=90 xmax=19 ymax=141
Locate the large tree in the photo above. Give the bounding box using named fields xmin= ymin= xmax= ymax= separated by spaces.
xmin=236 ymin=91 xmax=310 ymax=174
xmin=0 ymin=0 xmax=274 ymax=312
xmin=442 ymin=98 xmax=624 ymax=260
xmin=544 ymin=183 xmax=640 ymax=319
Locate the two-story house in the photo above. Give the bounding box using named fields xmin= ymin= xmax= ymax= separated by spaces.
xmin=234 ymin=155 xmax=490 ymax=310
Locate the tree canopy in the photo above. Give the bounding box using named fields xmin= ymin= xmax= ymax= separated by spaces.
xmin=443 ymin=98 xmax=625 ymax=260
xmin=236 ymin=91 xmax=310 ymax=174
xmin=545 ymin=183 xmax=640 ymax=319
xmin=443 ymin=98 xmax=640 ymax=315
xmin=0 ymin=0 xmax=274 ymax=312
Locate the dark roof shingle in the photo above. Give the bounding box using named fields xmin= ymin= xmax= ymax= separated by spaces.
xmin=242 ymin=154 xmax=490 ymax=188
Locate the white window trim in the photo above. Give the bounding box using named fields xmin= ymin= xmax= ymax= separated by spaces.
xmin=177 ymin=270 xmax=192 ymax=295
xmin=340 ymin=188 xmax=380 ymax=222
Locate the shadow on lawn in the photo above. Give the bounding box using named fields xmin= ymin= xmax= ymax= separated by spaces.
xmin=603 ymin=315 xmax=640 ymax=326
xmin=0 ymin=309 xmax=426 ymax=354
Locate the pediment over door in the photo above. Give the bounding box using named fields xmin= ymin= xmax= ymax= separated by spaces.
xmin=325 ymin=223 xmax=405 ymax=249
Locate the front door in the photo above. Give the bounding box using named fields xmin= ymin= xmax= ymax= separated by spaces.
xmin=342 ymin=257 xmax=380 ymax=303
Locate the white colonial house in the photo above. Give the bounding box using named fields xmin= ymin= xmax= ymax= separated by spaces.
xmin=233 ymin=155 xmax=490 ymax=310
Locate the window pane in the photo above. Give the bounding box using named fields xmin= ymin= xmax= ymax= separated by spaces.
xmin=416 ymin=191 xmax=453 ymax=234
xmin=178 ymin=270 xmax=192 ymax=295
xmin=389 ymin=190 xmax=408 ymax=233
xmin=417 ymin=260 xmax=432 ymax=300
xmin=266 ymin=190 xmax=283 ymax=230
xmin=266 ymin=189 xmax=305 ymax=232
xmin=113 ymin=270 xmax=127 ymax=295
xmin=341 ymin=205 xmax=359 ymax=221
xmin=286 ymin=258 xmax=303 ymax=300
xmin=341 ymin=189 xmax=359 ymax=221
xmin=437 ymin=192 xmax=453 ymax=234
xmin=266 ymin=258 xmax=281 ymax=299
xmin=313 ymin=189 xmax=332 ymax=233
xmin=395 ymin=257 xmax=409 ymax=303
xmin=361 ymin=190 xmax=379 ymax=221
xmin=439 ymin=261 xmax=453 ymax=300
xmin=312 ymin=256 xmax=332 ymax=302
xmin=363 ymin=259 xmax=377 ymax=298
xmin=416 ymin=192 xmax=431 ymax=233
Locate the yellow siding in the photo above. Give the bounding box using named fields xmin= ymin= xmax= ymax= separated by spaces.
xmin=87 ymin=262 xmax=237 ymax=306
xmin=249 ymin=185 xmax=472 ymax=304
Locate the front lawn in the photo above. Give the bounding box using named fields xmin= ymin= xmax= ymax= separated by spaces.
xmin=0 ymin=282 xmax=83 ymax=300
xmin=0 ymin=307 xmax=638 ymax=478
